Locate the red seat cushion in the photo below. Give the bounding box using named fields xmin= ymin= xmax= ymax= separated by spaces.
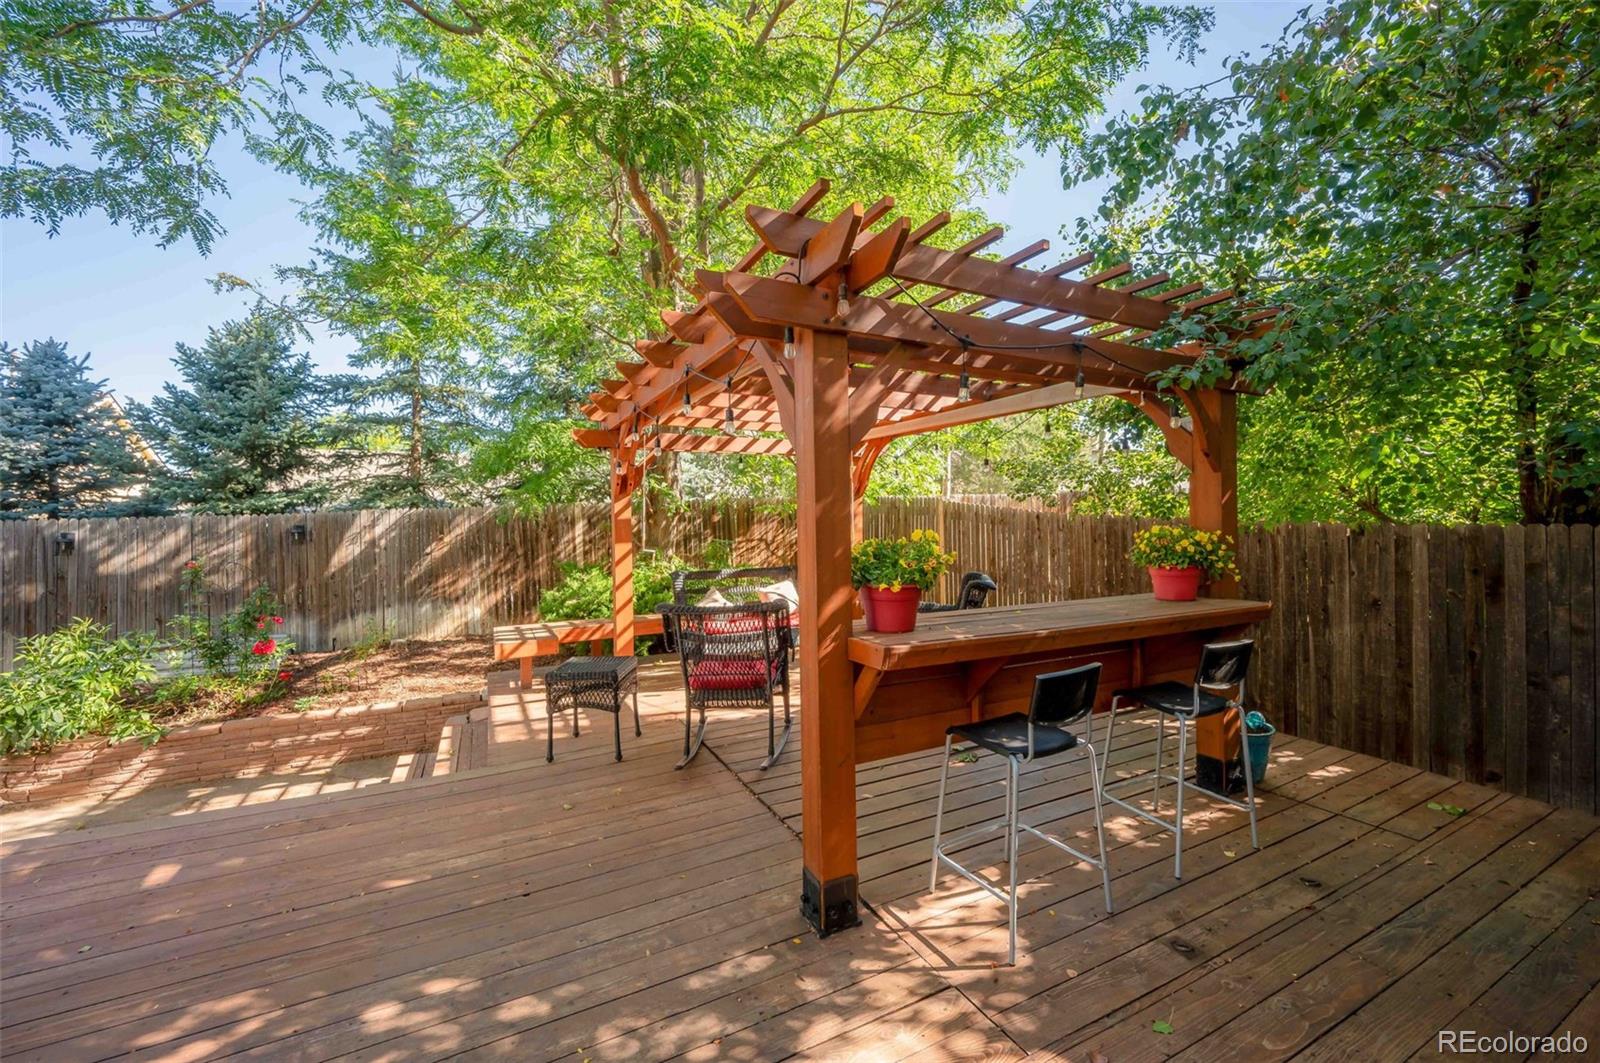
xmin=702 ymin=615 xmax=770 ymax=637
xmin=688 ymin=658 xmax=779 ymax=691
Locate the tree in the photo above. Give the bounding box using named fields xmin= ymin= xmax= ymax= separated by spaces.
xmin=0 ymin=339 xmax=147 ymax=518
xmin=260 ymin=83 xmax=549 ymax=507
xmin=128 ymin=311 xmax=344 ymax=513
xmin=0 ymin=1 xmax=500 ymax=252
xmin=291 ymin=0 xmax=1211 ymax=513
xmin=1068 ymin=0 xmax=1600 ymax=524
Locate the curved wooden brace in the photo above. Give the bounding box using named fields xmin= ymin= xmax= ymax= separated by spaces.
xmin=1113 ymin=391 xmax=1194 ymax=471
xmin=852 ymin=439 xmax=889 ymax=500
xmin=1174 ymin=387 xmax=1221 ymax=469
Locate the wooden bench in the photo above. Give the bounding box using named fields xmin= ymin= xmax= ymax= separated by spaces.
xmin=493 ymin=614 xmax=666 ymax=687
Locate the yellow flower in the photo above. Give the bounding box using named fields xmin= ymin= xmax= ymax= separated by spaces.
xmin=910 ymin=529 xmax=924 ymax=542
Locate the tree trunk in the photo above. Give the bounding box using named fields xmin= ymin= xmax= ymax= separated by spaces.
xmin=1507 ymin=175 xmax=1548 ymax=524
xmin=409 ymin=388 xmax=424 ymax=487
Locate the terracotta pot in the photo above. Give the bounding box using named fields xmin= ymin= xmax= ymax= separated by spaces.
xmin=1148 ymin=565 xmax=1204 ymax=601
xmin=862 ymin=586 xmax=922 ymax=633
xmin=857 ymin=587 xmax=874 ymax=627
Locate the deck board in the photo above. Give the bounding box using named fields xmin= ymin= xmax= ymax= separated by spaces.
xmin=2 ymin=659 xmax=1597 ymax=1061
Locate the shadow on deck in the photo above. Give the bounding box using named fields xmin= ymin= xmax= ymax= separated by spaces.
xmin=2 ymin=659 xmax=1597 ymax=1061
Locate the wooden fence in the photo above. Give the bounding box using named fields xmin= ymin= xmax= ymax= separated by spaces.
xmin=2 ymin=501 xmax=1596 ymax=812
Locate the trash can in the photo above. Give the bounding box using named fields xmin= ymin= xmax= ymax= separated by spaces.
xmin=1244 ymin=711 xmax=1275 ymax=786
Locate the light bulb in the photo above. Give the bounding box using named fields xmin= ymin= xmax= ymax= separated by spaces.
xmin=837 ymin=287 xmax=850 ymax=317
xmin=1073 ymin=367 xmax=1085 ymax=400
xmin=958 ymin=369 xmax=971 ymax=403
xmin=1170 ymin=411 xmax=1183 ymax=429
xmin=682 ymin=387 xmax=692 ymax=415
xmin=783 ymin=325 xmax=795 ymax=360
xmin=724 ymin=402 xmax=736 ymax=434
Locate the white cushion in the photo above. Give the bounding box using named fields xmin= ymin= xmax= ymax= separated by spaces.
xmin=697 ymin=588 xmax=731 ymax=607
xmin=758 ymin=579 xmax=800 ymax=610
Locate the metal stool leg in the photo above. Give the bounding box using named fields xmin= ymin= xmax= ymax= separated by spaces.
xmin=1007 ymin=755 xmax=1021 ymax=966
xmin=612 ymin=696 xmax=623 ymax=762
xmin=1174 ymin=715 xmax=1189 ymax=879
xmin=929 ymin=735 xmax=952 ymax=890
xmin=1100 ymin=698 xmax=1120 ymax=787
xmin=546 ymin=704 xmax=556 ymax=763
xmin=1239 ymin=706 xmax=1260 ymax=849
xmin=1083 ymin=741 xmax=1114 ymax=914
xmin=1153 ymin=715 xmax=1166 ymax=812
xmin=633 ymin=684 xmax=642 ymax=737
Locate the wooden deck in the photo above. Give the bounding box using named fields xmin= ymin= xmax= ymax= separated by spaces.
xmin=4 ymin=660 xmax=1598 ymax=1061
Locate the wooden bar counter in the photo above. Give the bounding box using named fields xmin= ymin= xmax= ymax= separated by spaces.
xmin=848 ymin=595 xmax=1273 ymax=769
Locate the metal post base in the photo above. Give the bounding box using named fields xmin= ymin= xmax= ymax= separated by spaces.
xmin=800 ymin=869 xmax=860 ymax=938
xmin=1195 ymin=753 xmax=1246 ymax=796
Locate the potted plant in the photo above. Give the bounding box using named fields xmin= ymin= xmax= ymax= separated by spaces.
xmin=851 ymin=530 xmax=957 ymax=633
xmin=1129 ymin=525 xmax=1240 ymax=601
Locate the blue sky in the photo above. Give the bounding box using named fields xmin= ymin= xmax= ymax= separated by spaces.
xmin=0 ymin=3 xmax=1306 ymax=404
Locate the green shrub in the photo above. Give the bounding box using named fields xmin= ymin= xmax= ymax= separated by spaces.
xmin=0 ymin=619 xmax=161 ymax=755
xmin=350 ymin=619 xmax=392 ymax=660
xmin=538 ymin=555 xmax=682 ymax=655
xmin=168 ymin=558 xmax=294 ymax=679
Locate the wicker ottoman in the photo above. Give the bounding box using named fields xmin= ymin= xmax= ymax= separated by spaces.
xmin=542 ymin=655 xmax=641 ymax=762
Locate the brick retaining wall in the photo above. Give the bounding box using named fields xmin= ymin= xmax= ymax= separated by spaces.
xmin=0 ymin=690 xmax=486 ymax=805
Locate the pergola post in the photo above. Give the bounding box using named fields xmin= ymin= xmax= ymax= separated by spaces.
xmin=1186 ymin=387 xmax=1241 ymax=793
xmin=611 ymin=454 xmax=636 ymax=658
xmin=794 ymin=326 xmax=862 ymax=936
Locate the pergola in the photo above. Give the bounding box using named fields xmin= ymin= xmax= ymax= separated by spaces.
xmin=574 ymin=179 xmax=1276 ymax=936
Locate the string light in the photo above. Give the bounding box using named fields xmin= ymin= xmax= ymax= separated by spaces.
xmin=682 ymin=384 xmax=692 ymax=416
xmin=836 ymin=285 xmax=851 ymax=317
xmin=957 ymin=341 xmax=971 ymax=403
xmin=724 ymin=376 xmax=736 ymax=434
xmin=1073 ymin=343 xmax=1085 ymax=400
xmin=1169 ymin=399 xmax=1183 ymax=429
xmin=782 ymin=325 xmax=795 ymax=360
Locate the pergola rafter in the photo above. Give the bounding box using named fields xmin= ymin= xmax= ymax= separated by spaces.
xmin=570 ymin=180 xmax=1275 ymax=937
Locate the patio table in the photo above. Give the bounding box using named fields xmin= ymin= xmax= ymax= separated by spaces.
xmin=848 ymin=595 xmax=1272 ymax=792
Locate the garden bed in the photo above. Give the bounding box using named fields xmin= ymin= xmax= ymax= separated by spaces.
xmin=142 ymin=637 xmax=498 ymax=727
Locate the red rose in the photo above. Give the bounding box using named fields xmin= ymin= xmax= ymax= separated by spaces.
xmin=256 ymin=621 xmax=266 ymax=630
xmin=252 ymin=638 xmax=277 ymax=656
xmin=271 ymin=616 xmax=284 ymax=625
xmin=276 ymin=670 xmax=293 ymax=682
xmin=184 ymin=560 xmax=198 ymax=570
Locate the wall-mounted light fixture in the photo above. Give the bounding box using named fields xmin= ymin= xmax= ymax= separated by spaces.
xmin=53 ymin=531 xmax=75 ymax=557
xmin=290 ymin=522 xmax=310 ymax=544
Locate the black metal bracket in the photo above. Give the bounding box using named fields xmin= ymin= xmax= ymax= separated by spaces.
xmin=1195 ymin=752 xmax=1246 ymax=796
xmin=800 ymin=869 xmax=860 ymax=938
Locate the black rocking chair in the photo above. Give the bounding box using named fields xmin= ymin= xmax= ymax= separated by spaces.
xmin=660 ymin=600 xmax=793 ymax=771
xmin=919 ymin=571 xmax=998 ymax=613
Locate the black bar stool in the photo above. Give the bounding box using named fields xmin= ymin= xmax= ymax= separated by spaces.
xmin=928 ymin=662 xmax=1113 ymax=966
xmin=1100 ymin=639 xmax=1258 ymax=879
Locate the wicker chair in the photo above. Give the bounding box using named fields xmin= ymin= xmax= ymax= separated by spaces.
xmin=919 ymin=571 xmax=998 ymax=613
xmin=663 ymin=565 xmax=799 ymax=652
xmin=667 ymin=565 xmax=796 ymax=607
xmin=660 ymin=600 xmax=793 ymax=771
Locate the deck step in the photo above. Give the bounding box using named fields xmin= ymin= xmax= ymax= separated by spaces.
xmin=387 ymin=748 xmax=440 ymax=784
xmin=432 ymin=714 xmax=468 ymax=777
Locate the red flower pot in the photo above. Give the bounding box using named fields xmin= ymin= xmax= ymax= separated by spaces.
xmin=1148 ymin=566 xmax=1204 ymax=602
xmin=862 ymin=586 xmax=922 ymax=633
